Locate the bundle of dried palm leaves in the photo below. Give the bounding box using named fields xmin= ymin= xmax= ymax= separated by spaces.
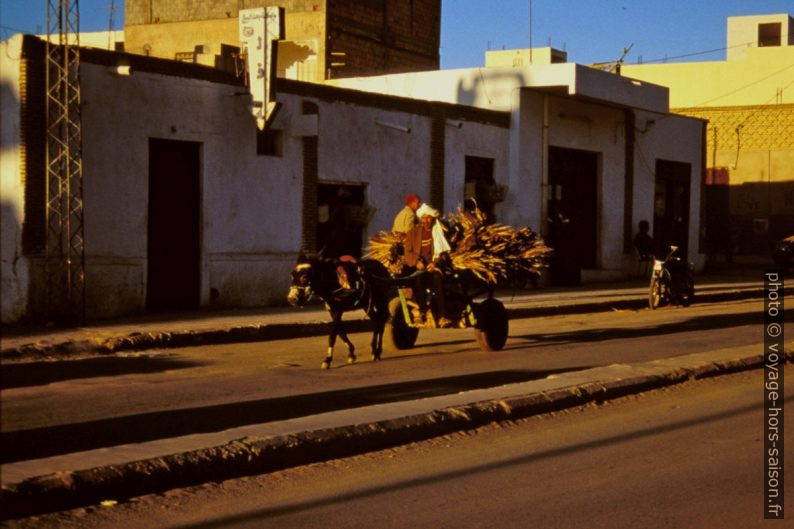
xmin=365 ymin=230 xmax=406 ymax=274
xmin=366 ymin=204 xmax=553 ymax=283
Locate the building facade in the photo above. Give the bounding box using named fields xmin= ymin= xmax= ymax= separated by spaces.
xmin=330 ymin=62 xmax=706 ymax=278
xmin=1 ymin=31 xmax=704 ymax=323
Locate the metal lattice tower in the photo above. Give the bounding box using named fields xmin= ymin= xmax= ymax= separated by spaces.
xmin=45 ymin=0 xmax=85 ymax=323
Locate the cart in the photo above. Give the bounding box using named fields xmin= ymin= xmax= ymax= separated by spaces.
xmin=382 ymin=269 xmax=509 ymax=353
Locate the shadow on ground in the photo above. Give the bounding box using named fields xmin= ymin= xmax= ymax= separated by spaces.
xmin=515 ymin=309 xmax=770 ymax=346
xmin=0 ymin=354 xmax=207 ymax=390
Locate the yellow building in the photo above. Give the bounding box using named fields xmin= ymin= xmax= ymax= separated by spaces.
xmin=620 ymin=13 xmax=794 ymax=257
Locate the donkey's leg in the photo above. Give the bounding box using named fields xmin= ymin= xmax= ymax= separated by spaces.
xmin=371 ymin=316 xmax=385 ymax=361
xmin=323 ymin=311 xmax=341 ymax=369
xmin=336 ymin=317 xmax=356 ymax=364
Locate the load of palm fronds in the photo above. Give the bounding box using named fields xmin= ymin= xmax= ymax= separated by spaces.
xmin=449 ymin=248 xmax=504 ymax=283
xmin=366 ymin=203 xmax=553 ymax=284
xmin=366 ymin=230 xmax=406 ymax=274
xmin=447 ymin=205 xmax=552 ymax=283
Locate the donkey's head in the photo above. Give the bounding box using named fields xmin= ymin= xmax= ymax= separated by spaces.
xmin=287 ymin=252 xmax=315 ymax=307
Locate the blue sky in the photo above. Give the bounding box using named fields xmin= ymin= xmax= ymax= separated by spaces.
xmin=1 ymin=0 xmax=792 ymax=67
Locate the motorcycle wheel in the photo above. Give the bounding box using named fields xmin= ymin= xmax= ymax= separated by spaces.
xmin=649 ymin=277 xmax=664 ymax=310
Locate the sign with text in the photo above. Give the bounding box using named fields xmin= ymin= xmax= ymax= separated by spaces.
xmin=239 ymin=7 xmax=285 ymax=130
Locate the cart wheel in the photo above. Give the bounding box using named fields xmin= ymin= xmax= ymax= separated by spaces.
xmin=474 ymin=298 xmax=508 ymax=351
xmin=384 ymin=297 xmax=419 ymax=352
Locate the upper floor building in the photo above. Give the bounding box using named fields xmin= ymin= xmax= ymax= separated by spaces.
xmin=620 ymin=13 xmax=794 ymax=108
xmin=123 ymin=0 xmax=441 ymax=82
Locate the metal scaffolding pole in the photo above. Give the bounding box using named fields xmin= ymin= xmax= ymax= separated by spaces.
xmin=45 ymin=0 xmax=85 ymax=323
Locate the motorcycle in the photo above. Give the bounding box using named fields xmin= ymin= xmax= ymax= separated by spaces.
xmin=648 ymin=245 xmax=695 ymax=309
xmin=772 ymin=235 xmax=794 ymax=270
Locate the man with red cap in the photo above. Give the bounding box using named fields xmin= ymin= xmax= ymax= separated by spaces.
xmin=392 ymin=193 xmax=421 ymax=233
xmin=403 ymin=203 xmax=452 ymax=327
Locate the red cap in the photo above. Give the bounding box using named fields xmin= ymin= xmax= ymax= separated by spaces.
xmin=405 ymin=193 xmax=420 ymax=205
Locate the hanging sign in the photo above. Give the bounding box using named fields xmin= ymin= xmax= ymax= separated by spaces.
xmin=239 ymin=7 xmax=285 ymax=129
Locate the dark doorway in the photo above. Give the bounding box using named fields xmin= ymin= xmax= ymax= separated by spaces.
xmin=547 ymin=146 xmax=599 ymax=285
xmin=147 ymin=139 xmax=201 ymax=310
xmin=316 ymin=183 xmax=369 ymax=258
xmin=653 ymin=160 xmax=691 ymax=259
xmin=464 ymin=155 xmax=496 ymax=221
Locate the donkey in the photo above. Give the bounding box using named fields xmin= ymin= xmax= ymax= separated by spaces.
xmin=287 ymin=253 xmax=392 ymax=369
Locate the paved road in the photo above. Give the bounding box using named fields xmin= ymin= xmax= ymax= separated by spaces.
xmin=1 ymin=299 xmax=769 ymax=464
xmin=8 ymin=365 xmax=791 ymax=529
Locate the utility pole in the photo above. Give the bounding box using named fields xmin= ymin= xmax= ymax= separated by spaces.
xmin=45 ymin=0 xmax=85 ymax=323
xmin=529 ymin=0 xmax=533 ymax=63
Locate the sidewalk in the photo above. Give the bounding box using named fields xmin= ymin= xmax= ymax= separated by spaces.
xmin=0 ymin=263 xmax=790 ymax=518
xmin=0 ymin=264 xmax=780 ymax=361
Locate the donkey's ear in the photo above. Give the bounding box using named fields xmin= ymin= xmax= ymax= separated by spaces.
xmin=317 ymin=246 xmax=326 ymax=258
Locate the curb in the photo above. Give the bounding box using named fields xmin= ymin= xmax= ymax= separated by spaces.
xmin=2 ymin=349 xmax=789 ymax=520
xmin=0 ymin=287 xmax=776 ymax=361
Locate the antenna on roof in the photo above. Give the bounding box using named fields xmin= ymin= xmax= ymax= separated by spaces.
xmin=108 ymin=0 xmax=116 ymax=49
xmin=613 ymin=43 xmax=633 ymax=74
xmin=529 ymin=0 xmax=533 ymax=63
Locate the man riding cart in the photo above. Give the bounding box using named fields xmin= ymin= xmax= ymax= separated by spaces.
xmin=366 ymin=200 xmax=553 ymax=351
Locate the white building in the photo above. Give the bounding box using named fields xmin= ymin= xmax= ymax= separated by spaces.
xmin=330 ymin=58 xmax=706 ymax=281
xmin=1 ymin=35 xmax=705 ymax=323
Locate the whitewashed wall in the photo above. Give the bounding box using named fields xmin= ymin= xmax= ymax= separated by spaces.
xmin=502 ymin=90 xmax=704 ymax=278
xmin=634 ymin=111 xmax=706 ymax=269
xmin=443 ymin=120 xmax=510 ymax=216
xmin=0 ymin=36 xmax=29 ymax=323
xmin=313 ymin=98 xmax=432 ymax=236
xmin=80 ymin=62 xmax=299 ymax=316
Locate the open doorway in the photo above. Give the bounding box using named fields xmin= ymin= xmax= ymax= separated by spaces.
xmin=147 ymin=138 xmax=201 ymax=310
xmin=464 ymin=155 xmax=496 ymax=221
xmin=653 ymin=160 xmax=691 ymax=258
xmin=316 ymin=183 xmax=372 ymax=258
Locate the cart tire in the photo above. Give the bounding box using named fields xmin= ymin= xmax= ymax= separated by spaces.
xmin=384 ymin=297 xmax=419 ymax=352
xmin=474 ymin=299 xmax=508 ymax=351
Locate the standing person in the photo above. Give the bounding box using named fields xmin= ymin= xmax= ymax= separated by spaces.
xmin=403 ymin=203 xmax=452 ymax=327
xmin=392 ymin=193 xmax=421 ymax=234
xmin=633 ymin=220 xmax=655 ymax=260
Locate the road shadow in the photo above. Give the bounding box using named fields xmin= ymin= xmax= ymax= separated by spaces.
xmin=0 ymin=355 xmax=207 ymax=389
xmin=1 ymin=366 xmax=591 ymax=464
xmin=514 ymin=310 xmax=769 ymax=346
